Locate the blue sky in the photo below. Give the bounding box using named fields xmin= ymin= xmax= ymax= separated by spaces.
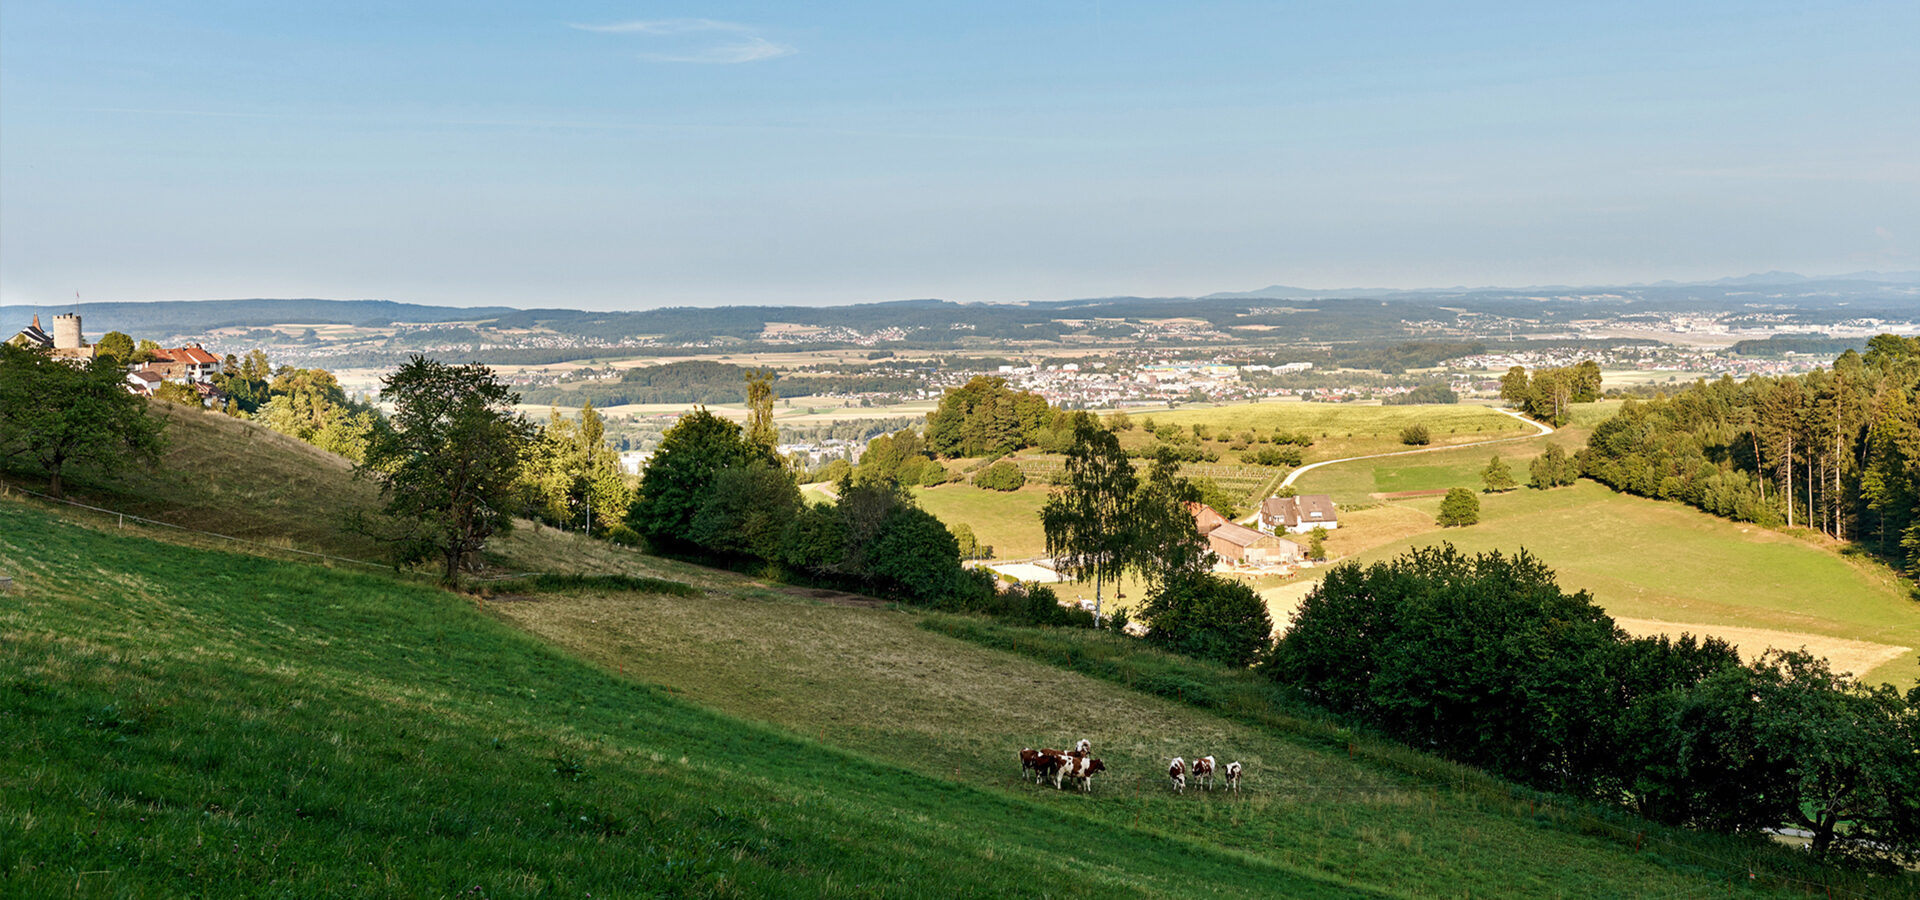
xmin=3 ymin=1 xmax=1916 ymax=309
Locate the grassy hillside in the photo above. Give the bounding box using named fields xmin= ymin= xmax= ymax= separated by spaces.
xmin=1336 ymin=481 xmax=1920 ymax=687
xmin=0 ymin=500 xmax=1372 ymax=899
xmin=0 ymin=401 xmax=389 ymax=561
xmin=7 ymin=499 xmax=1880 ymax=898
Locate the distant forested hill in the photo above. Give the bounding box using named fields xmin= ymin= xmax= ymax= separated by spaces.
xmin=0 ymin=299 xmax=516 ymax=335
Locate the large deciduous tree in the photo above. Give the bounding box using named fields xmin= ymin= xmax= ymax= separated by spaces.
xmin=1042 ymin=415 xmax=1137 ymax=620
xmin=628 ymin=408 xmax=774 ymax=548
xmin=359 ymin=356 xmax=533 ymax=583
xmin=0 ymin=343 xmax=166 ymax=498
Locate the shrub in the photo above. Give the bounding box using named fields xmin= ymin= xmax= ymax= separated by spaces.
xmin=1136 ymin=573 xmax=1275 ymax=668
xmin=605 ymin=524 xmax=642 ymax=547
xmin=974 ymin=461 xmax=1026 ymax=491
xmin=1436 ymin=487 xmax=1480 ymax=527
xmin=1399 ymin=424 xmax=1431 ymax=446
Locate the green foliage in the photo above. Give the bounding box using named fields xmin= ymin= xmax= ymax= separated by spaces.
xmin=0 ymin=343 xmax=166 ymax=498
xmin=950 ymin=522 xmax=992 ymax=560
xmin=1130 ymin=449 xmax=1215 ymax=590
xmin=1041 ymin=418 xmax=1139 ymax=618
xmin=744 ymin=369 xmax=778 ymax=453
xmin=1481 ymin=455 xmax=1518 ymax=492
xmin=973 ymin=460 xmax=1026 ymax=491
xmin=1385 ymin=382 xmax=1459 ymax=405
xmin=1306 ymin=525 xmax=1328 ymax=561
xmin=1528 ymin=443 xmax=1580 ymax=489
xmin=518 ymin=402 xmax=632 ymax=534
xmin=1582 ymin=344 xmax=1920 ymax=572
xmin=628 ymin=409 xmax=773 ymax=547
xmin=1191 ymin=475 xmax=1242 ymax=519
xmin=152 ymin=380 xmax=202 ymax=406
xmin=1503 ymin=361 xmax=1603 ymax=425
xmin=1136 ymin=573 xmax=1274 ymax=667
xmin=1436 ymin=487 xmax=1480 ymax=526
xmin=1239 ymin=446 xmax=1302 ymax=467
xmin=94 ymin=330 xmax=135 ymax=363
xmin=691 ymin=461 xmax=801 ymax=560
xmin=1269 ymin=546 xmax=1648 ymax=795
xmin=855 ymin=428 xmax=945 ymax=486
xmin=924 ymin=376 xmax=1055 ymax=458
xmin=1104 ymin=410 xmax=1134 ymax=431
xmin=1399 ymin=423 xmax=1431 ymax=446
xmin=359 ymin=356 xmax=535 ymax=582
xmin=1265 ymin=543 xmax=1920 ymax=862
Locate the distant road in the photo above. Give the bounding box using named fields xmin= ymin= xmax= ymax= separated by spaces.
xmin=1235 ymin=408 xmax=1553 ymax=524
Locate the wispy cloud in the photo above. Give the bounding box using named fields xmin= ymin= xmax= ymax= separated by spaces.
xmin=569 ymin=18 xmax=794 ymax=64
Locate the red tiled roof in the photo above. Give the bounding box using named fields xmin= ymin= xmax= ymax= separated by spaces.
xmin=158 ymin=346 xmax=220 ymax=365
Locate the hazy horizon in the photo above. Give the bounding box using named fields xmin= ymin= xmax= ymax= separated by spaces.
xmin=4 ymin=2 xmax=1916 ymax=310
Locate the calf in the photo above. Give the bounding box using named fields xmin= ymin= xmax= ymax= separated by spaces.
xmin=1168 ymin=757 xmax=1187 ymax=793
xmin=1224 ymin=761 xmax=1242 ymax=794
xmin=1019 ymin=748 xmax=1040 ymax=782
xmin=1065 ymin=755 xmax=1107 ymax=792
xmin=1194 ymin=755 xmax=1216 ymax=791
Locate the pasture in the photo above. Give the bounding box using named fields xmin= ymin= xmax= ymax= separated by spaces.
xmin=1132 ymin=401 xmax=1529 ymax=463
xmin=0 ymin=501 xmax=1356 ymax=899
xmin=913 ymin=483 xmax=1051 ymax=559
xmin=490 ymin=526 xmax=1842 ymax=899
xmin=1318 ymin=481 xmax=1920 ymax=688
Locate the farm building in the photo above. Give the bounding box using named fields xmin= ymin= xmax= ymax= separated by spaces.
xmin=1260 ymin=494 xmax=1339 ymax=534
xmin=1206 ymin=521 xmax=1301 ymax=566
xmin=1186 ymin=501 xmax=1232 ymax=536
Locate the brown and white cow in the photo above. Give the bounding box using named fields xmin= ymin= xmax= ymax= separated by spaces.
xmin=1075 ymin=738 xmax=1091 ymax=755
xmin=1224 ymin=761 xmax=1242 ymax=794
xmin=1193 ymin=755 xmax=1216 ymax=791
xmin=1168 ymin=757 xmax=1187 ymax=793
xmin=1032 ymin=748 xmax=1072 ymax=789
xmin=1064 ymin=755 xmax=1107 ymax=792
xmin=1019 ymin=748 xmax=1041 ymax=782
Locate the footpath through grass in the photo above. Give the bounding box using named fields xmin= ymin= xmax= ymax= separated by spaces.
xmin=0 ymin=500 xmax=1361 ymax=899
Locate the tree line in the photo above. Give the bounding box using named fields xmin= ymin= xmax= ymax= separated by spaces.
xmin=1267 ymin=545 xmax=1919 ymax=867
xmin=1580 ymin=335 xmax=1920 ymax=572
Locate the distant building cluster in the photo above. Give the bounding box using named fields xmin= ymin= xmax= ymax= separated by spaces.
xmin=9 ymin=313 xmax=229 ymax=407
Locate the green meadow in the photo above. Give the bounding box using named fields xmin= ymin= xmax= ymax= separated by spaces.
xmin=1334 ymin=481 xmax=1920 ymax=687
xmin=0 ymin=501 xmax=1364 ymax=899
xmin=1135 ymin=401 xmax=1530 ymax=463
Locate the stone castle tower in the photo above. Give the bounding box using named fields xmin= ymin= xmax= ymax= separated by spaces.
xmin=53 ymin=313 xmax=84 ymax=350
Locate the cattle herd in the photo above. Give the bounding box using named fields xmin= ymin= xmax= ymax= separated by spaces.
xmin=1017 ymin=740 xmax=1242 ymax=795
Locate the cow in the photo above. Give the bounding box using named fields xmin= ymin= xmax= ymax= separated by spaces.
xmin=1224 ymin=761 xmax=1242 ymax=794
xmin=1032 ymin=748 xmax=1071 ymax=789
xmin=1168 ymin=757 xmax=1187 ymax=793
xmin=1019 ymin=748 xmax=1041 ymax=782
xmin=1075 ymin=738 xmax=1091 ymax=755
xmin=1193 ymin=755 xmax=1216 ymax=791
xmin=1065 ymin=755 xmax=1107 ymax=792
